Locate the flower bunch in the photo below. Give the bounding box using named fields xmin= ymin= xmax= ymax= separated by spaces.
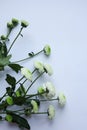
xmin=0 ymin=18 xmax=66 ymax=130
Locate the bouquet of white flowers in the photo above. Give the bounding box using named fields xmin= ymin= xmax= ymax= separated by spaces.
xmin=0 ymin=18 xmax=66 ymax=130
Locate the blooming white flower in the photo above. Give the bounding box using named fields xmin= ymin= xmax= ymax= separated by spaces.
xmin=47 ymin=105 xmax=55 ymax=119
xmin=34 ymin=61 xmax=44 ymax=73
xmin=31 ymin=100 xmax=39 ymax=113
xmin=58 ymin=93 xmax=66 ymax=106
xmin=44 ymin=63 xmax=53 ymax=76
xmin=43 ymin=82 xmax=56 ymax=99
xmin=21 ymin=67 xmax=32 ymax=81
xmin=43 ymin=44 xmax=51 ymax=56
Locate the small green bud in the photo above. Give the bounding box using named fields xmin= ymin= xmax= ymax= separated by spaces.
xmin=1 ymin=35 xmax=7 ymax=40
xmin=37 ymin=87 xmax=45 ymax=94
xmin=7 ymin=22 xmax=14 ymax=29
xmin=5 ymin=114 xmax=13 ymax=122
xmin=43 ymin=44 xmax=51 ymax=56
xmin=15 ymin=90 xmax=21 ymax=97
xmin=6 ymin=96 xmax=14 ymax=105
xmin=12 ymin=18 xmax=19 ymax=26
xmin=21 ymin=20 xmax=29 ymax=27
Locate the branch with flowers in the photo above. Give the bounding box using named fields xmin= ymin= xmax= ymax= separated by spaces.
xmin=0 ymin=18 xmax=66 ymax=130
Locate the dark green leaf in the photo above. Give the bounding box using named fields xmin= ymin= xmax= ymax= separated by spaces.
xmin=0 ymin=55 xmax=12 ymax=66
xmin=5 ymin=74 xmax=16 ymax=89
xmin=0 ymin=101 xmax=8 ymax=110
xmin=0 ymin=116 xmax=2 ymax=120
xmin=8 ymin=63 xmax=22 ymax=73
xmin=6 ymin=87 xmax=14 ymax=96
xmin=0 ymin=65 xmax=4 ymax=71
xmin=17 ymin=84 xmax=26 ymax=96
xmin=13 ymin=96 xmax=26 ymax=105
xmin=6 ymin=112 xmax=30 ymax=130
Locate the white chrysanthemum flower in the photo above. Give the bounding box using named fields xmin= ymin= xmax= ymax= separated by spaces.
xmin=44 ymin=64 xmax=53 ymax=76
xmin=31 ymin=100 xmax=39 ymax=113
xmin=21 ymin=68 xmax=32 ymax=81
xmin=58 ymin=93 xmax=66 ymax=106
xmin=43 ymin=44 xmax=51 ymax=56
xmin=47 ymin=105 xmax=55 ymax=119
xmin=43 ymin=82 xmax=56 ymax=99
xmin=34 ymin=61 xmax=44 ymax=73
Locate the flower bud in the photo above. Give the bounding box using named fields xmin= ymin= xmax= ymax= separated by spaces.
xmin=7 ymin=22 xmax=14 ymax=29
xmin=43 ymin=44 xmax=51 ymax=56
xmin=5 ymin=114 xmax=13 ymax=122
xmin=1 ymin=35 xmax=7 ymax=40
xmin=21 ymin=20 xmax=29 ymax=27
xmin=37 ymin=87 xmax=45 ymax=94
xmin=12 ymin=18 xmax=19 ymax=26
xmin=6 ymin=96 xmax=14 ymax=105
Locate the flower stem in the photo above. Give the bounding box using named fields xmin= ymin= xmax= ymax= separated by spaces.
xmin=16 ymin=76 xmax=24 ymax=85
xmin=40 ymin=98 xmax=58 ymax=102
xmin=25 ymin=72 xmax=44 ymax=95
xmin=12 ymin=49 xmax=44 ymax=64
xmin=0 ymin=93 xmax=7 ymax=102
xmin=7 ymin=27 xmax=23 ymax=54
xmin=31 ymin=112 xmax=47 ymax=115
xmin=26 ymin=91 xmax=46 ymax=99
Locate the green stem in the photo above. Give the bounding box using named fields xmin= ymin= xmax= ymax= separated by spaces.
xmin=26 ymin=91 xmax=46 ymax=99
xmin=0 ymin=93 xmax=7 ymax=102
xmin=12 ymin=50 xmax=44 ymax=64
xmin=6 ymin=29 xmax=12 ymax=39
xmin=16 ymin=76 xmax=24 ymax=85
xmin=40 ymin=98 xmax=58 ymax=102
xmin=31 ymin=112 xmax=47 ymax=115
xmin=25 ymin=72 xmax=44 ymax=95
xmin=21 ymin=69 xmax=37 ymax=85
xmin=7 ymin=27 xmax=23 ymax=54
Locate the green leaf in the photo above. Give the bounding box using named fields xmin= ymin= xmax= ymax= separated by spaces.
xmin=0 ymin=101 xmax=8 ymax=110
xmin=13 ymin=96 xmax=26 ymax=105
xmin=0 ymin=65 xmax=4 ymax=71
xmin=0 ymin=55 xmax=12 ymax=66
xmin=5 ymin=74 xmax=16 ymax=89
xmin=6 ymin=112 xmax=30 ymax=130
xmin=0 ymin=116 xmax=2 ymax=120
xmin=6 ymin=87 xmax=14 ymax=96
xmin=8 ymin=63 xmax=22 ymax=73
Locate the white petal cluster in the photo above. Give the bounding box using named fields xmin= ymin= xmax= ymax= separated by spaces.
xmin=34 ymin=61 xmax=53 ymax=76
xmin=31 ymin=100 xmax=39 ymax=113
xmin=44 ymin=63 xmax=53 ymax=76
xmin=58 ymin=93 xmax=66 ymax=106
xmin=47 ymin=105 xmax=55 ymax=119
xmin=21 ymin=67 xmax=32 ymax=81
xmin=34 ymin=61 xmax=44 ymax=73
xmin=43 ymin=82 xmax=56 ymax=99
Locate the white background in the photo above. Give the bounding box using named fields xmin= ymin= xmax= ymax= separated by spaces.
xmin=0 ymin=0 xmax=87 ymax=130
